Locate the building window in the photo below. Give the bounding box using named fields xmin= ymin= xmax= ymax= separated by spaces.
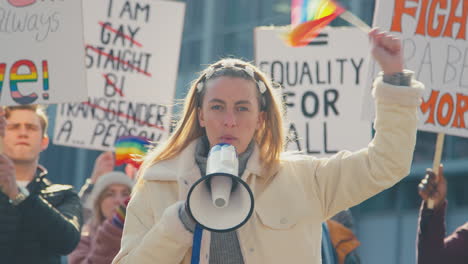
xmin=179 ymin=40 xmax=202 ymax=74
xmin=452 ymin=176 xmax=468 ymax=207
xmin=358 ymin=186 xmax=398 ymax=213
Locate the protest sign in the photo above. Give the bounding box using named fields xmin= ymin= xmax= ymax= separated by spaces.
xmin=0 ymin=0 xmax=87 ymax=105
xmin=363 ymin=0 xmax=468 ymax=138
xmin=255 ymin=26 xmax=372 ymax=157
xmin=53 ymin=0 xmax=185 ymax=150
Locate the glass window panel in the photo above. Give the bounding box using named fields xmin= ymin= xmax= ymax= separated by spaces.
xmin=413 ymin=131 xmax=438 ymax=163
xmin=259 ymin=0 xmax=290 ymax=26
xmin=179 ymin=40 xmax=202 ymax=74
xmin=451 ymin=176 xmax=468 ymax=207
xmin=358 ymin=186 xmax=398 ymax=213
xmin=182 ymin=0 xmax=204 ymax=31
xmin=399 ymin=179 xmax=423 ymax=210
xmin=220 ymin=31 xmax=254 ymax=59
xmin=452 ymin=137 xmax=468 ymax=160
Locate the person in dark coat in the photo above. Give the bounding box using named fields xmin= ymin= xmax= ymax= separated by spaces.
xmin=0 ymin=105 xmax=83 ymax=264
xmin=416 ymin=164 xmax=468 ymax=264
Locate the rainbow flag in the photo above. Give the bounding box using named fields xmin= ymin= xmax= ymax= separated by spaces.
xmin=114 ymin=136 xmax=151 ymax=168
xmin=286 ymin=0 xmax=344 ymax=47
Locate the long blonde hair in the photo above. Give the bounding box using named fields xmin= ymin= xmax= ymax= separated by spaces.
xmin=137 ymin=58 xmax=285 ymax=187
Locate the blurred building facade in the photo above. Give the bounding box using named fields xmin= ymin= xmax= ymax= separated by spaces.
xmin=42 ymin=1 xmax=468 ymax=263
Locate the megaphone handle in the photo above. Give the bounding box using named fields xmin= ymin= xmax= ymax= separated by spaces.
xmin=191 ymin=224 xmax=203 ymax=264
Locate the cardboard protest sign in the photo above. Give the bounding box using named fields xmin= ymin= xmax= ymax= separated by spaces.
xmin=363 ymin=0 xmax=468 ymax=138
xmin=255 ymin=27 xmax=372 ymax=157
xmin=53 ymin=0 xmax=185 ymax=150
xmin=0 ymin=0 xmax=87 ymax=106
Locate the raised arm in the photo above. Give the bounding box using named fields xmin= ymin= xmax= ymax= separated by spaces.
xmin=309 ymin=29 xmax=424 ymax=219
xmin=416 ymin=166 xmax=468 ymax=264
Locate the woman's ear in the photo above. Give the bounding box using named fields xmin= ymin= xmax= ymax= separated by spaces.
xmin=256 ymin=111 xmax=265 ymax=129
xmin=198 ymin=107 xmax=206 ymax=127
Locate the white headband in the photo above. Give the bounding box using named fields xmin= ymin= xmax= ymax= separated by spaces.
xmin=196 ymin=62 xmax=267 ymax=94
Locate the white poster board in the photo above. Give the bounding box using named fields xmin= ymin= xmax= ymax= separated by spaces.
xmin=0 ymin=0 xmax=87 ymax=106
xmin=53 ymin=0 xmax=185 ymax=150
xmin=363 ymin=0 xmax=468 ymax=137
xmin=255 ymin=26 xmax=372 ymax=157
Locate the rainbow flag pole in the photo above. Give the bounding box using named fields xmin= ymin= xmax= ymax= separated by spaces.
xmin=340 ymin=10 xmax=371 ymax=32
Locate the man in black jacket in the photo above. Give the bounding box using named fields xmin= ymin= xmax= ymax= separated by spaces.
xmin=0 ymin=105 xmax=82 ymax=264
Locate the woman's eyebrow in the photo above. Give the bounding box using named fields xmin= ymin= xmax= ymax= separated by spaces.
xmin=235 ymin=100 xmax=252 ymax=105
xmin=207 ymin=99 xmax=253 ymax=105
xmin=208 ymin=98 xmax=225 ymax=104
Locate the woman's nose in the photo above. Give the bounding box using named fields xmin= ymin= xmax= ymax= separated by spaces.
xmin=224 ymin=112 xmax=237 ymax=127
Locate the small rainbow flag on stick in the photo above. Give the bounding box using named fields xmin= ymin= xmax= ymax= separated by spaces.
xmin=286 ymin=0 xmax=345 ymax=47
xmin=114 ymin=136 xmax=151 ymax=168
xmin=286 ymin=0 xmax=372 ymax=47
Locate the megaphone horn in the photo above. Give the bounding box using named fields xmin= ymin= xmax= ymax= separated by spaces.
xmin=186 ymin=144 xmax=254 ymax=232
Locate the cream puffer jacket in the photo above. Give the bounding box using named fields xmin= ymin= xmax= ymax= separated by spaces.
xmin=113 ymin=76 xmax=424 ymax=264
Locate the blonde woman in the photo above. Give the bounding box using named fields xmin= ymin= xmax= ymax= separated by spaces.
xmin=113 ymin=29 xmax=425 ymax=264
xmin=69 ymin=172 xmax=133 ymax=264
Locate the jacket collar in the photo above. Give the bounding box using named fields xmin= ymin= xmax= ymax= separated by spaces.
xmin=36 ymin=165 xmax=48 ymax=178
xmin=27 ymin=165 xmax=50 ymax=193
xmin=142 ymin=139 xmax=274 ymax=182
xmin=142 ymin=140 xmax=199 ymax=182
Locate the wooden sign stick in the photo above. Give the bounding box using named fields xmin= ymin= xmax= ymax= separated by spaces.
xmin=427 ymin=132 xmax=445 ymax=209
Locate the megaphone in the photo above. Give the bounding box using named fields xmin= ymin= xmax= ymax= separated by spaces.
xmin=186 ymin=143 xmax=254 ymax=232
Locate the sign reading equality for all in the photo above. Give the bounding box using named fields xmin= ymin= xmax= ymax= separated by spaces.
xmin=0 ymin=0 xmax=87 ymax=106
xmin=255 ymin=27 xmax=372 ymax=157
xmin=53 ymin=0 xmax=185 ymax=151
xmin=366 ymin=0 xmax=468 ymax=137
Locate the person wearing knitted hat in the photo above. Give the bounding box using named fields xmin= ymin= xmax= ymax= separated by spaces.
xmin=69 ymin=171 xmax=133 ymax=264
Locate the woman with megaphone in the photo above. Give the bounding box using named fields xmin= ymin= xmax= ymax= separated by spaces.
xmin=112 ymin=28 xmax=425 ymax=264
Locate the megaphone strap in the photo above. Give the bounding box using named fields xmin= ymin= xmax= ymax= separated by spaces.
xmin=191 ymin=224 xmax=204 ymax=264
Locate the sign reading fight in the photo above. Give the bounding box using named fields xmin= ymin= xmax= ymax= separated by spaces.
xmin=255 ymin=27 xmax=372 ymax=157
xmin=53 ymin=0 xmax=185 ymax=151
xmin=366 ymin=0 xmax=468 ymax=137
xmin=0 ymin=0 xmax=87 ymax=105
